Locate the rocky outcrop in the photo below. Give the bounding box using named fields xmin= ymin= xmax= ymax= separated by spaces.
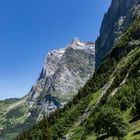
xmin=95 ymin=0 xmax=140 ymax=68
xmin=27 ymin=38 xmax=95 ymax=118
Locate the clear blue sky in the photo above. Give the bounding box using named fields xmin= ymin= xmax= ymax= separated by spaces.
xmin=0 ymin=0 xmax=111 ymax=100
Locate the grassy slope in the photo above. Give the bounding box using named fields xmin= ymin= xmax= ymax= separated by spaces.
xmin=15 ymin=16 xmax=140 ymax=140
xmin=0 ymin=96 xmax=27 ymax=127
xmin=0 ymin=98 xmax=19 ymax=128
xmin=68 ymin=17 xmax=140 ymax=140
xmin=0 ymin=96 xmax=29 ymax=140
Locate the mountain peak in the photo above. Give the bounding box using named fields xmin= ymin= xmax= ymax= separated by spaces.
xmin=27 ymin=37 xmax=95 ymax=117
xmin=68 ymin=37 xmax=95 ymax=51
xmin=71 ymin=37 xmax=81 ymax=44
xmin=70 ymin=37 xmax=85 ymax=47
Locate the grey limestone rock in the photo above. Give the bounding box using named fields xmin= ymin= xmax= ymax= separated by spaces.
xmin=26 ymin=38 xmax=95 ymax=119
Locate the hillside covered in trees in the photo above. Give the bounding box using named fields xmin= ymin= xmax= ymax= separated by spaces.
xmin=16 ymin=14 xmax=140 ymax=140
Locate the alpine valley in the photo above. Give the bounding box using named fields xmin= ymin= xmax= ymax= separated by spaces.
xmin=1 ymin=0 xmax=140 ymax=140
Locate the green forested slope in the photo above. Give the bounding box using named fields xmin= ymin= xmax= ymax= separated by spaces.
xmin=16 ymin=16 xmax=140 ymax=140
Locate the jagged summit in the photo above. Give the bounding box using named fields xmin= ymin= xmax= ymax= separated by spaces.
xmin=67 ymin=37 xmax=95 ymax=52
xmin=70 ymin=37 xmax=84 ymax=47
xmin=26 ymin=37 xmax=95 ymax=120
xmin=45 ymin=38 xmax=95 ymax=61
xmin=40 ymin=38 xmax=95 ymax=79
xmin=42 ymin=38 xmax=94 ymax=78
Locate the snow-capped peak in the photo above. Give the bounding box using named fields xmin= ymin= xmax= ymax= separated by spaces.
xmin=70 ymin=37 xmax=85 ymax=47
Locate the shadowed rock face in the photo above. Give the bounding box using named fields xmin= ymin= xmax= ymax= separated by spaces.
xmin=95 ymin=0 xmax=140 ymax=68
xmin=26 ymin=38 xmax=95 ymax=119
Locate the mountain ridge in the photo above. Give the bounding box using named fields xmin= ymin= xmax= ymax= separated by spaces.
xmin=0 ymin=38 xmax=95 ymax=140
xmin=16 ymin=14 xmax=140 ymax=140
xmin=26 ymin=38 xmax=95 ymax=119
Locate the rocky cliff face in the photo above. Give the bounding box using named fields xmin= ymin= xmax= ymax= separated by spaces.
xmin=16 ymin=13 xmax=140 ymax=140
xmin=95 ymin=0 xmax=140 ymax=68
xmin=0 ymin=38 xmax=95 ymax=139
xmin=27 ymin=38 xmax=95 ymax=119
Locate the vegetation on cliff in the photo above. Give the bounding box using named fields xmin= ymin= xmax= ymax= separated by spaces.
xmin=16 ymin=16 xmax=140 ymax=140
